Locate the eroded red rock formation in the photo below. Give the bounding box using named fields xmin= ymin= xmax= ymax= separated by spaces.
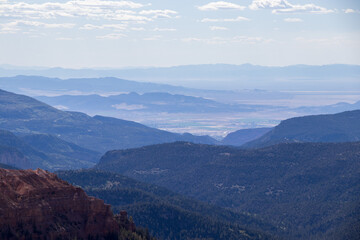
xmin=0 ymin=168 xmax=118 ymax=239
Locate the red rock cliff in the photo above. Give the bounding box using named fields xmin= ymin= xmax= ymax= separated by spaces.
xmin=0 ymin=168 xmax=119 ymax=239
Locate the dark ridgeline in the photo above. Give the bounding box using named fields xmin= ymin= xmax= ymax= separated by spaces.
xmin=96 ymin=141 xmax=360 ymax=239
xmin=57 ymin=169 xmax=276 ymax=240
xmin=222 ymin=127 xmax=273 ymax=146
xmin=0 ymin=129 xmax=99 ymax=170
xmin=243 ymin=110 xmax=360 ymax=148
xmin=0 ymin=162 xmax=18 ymax=170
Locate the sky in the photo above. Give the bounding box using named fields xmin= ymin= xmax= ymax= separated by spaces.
xmin=0 ymin=0 xmax=359 ymax=68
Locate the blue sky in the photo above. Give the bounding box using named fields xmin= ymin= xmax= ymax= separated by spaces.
xmin=0 ymin=0 xmax=359 ymax=68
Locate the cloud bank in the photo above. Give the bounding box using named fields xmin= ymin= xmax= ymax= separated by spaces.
xmin=249 ymin=0 xmax=333 ymax=14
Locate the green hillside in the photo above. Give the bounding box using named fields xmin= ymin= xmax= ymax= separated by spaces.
xmin=57 ymin=170 xmax=276 ymax=240
xmin=96 ymin=141 xmax=360 ymax=239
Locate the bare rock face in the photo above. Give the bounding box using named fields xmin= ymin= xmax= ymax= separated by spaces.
xmin=0 ymin=168 xmax=119 ymax=239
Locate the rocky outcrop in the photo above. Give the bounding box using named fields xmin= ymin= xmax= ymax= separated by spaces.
xmin=116 ymin=210 xmax=136 ymax=232
xmin=0 ymin=168 xmax=119 ymax=239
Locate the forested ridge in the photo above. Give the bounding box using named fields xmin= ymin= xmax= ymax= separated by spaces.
xmin=96 ymin=141 xmax=360 ymax=239
xmin=58 ymin=170 xmax=277 ymax=240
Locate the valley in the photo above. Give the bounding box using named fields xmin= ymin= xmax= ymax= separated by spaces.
xmin=1 ymin=0 xmax=359 ymax=238
xmin=0 ymin=73 xmax=359 ymax=239
xmin=0 ymin=73 xmax=359 ymax=137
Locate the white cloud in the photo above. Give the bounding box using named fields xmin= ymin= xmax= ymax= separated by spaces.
xmin=109 ymin=14 xmax=151 ymax=22
xmin=273 ymin=4 xmax=333 ymax=14
xmin=232 ymin=36 xmax=269 ymax=44
xmin=0 ymin=21 xmax=19 ymax=33
xmin=249 ymin=0 xmax=334 ymax=14
xmin=198 ymin=1 xmax=246 ymax=11
xmin=25 ymin=21 xmax=75 ymax=29
xmin=344 ymin=9 xmax=355 ymax=14
xmin=139 ymin=10 xmax=178 ymax=19
xmin=0 ymin=20 xmax=75 ymax=33
xmin=0 ymin=1 xmax=147 ymax=20
xmin=70 ymin=0 xmax=145 ymax=9
xmin=209 ymin=26 xmax=228 ymax=31
xmin=153 ymin=28 xmax=176 ymax=32
xmin=284 ymin=18 xmax=303 ymax=22
xmin=249 ymin=0 xmax=290 ymax=10
xmin=96 ymin=33 xmax=127 ymax=39
xmin=0 ymin=1 xmax=178 ymax=27
xmin=344 ymin=9 xmax=360 ymax=14
xmin=0 ymin=0 xmax=181 ymax=40
xmin=201 ymin=16 xmax=250 ymax=22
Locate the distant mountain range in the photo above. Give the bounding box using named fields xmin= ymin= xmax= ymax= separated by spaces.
xmin=2 ymin=74 xmax=357 ymax=108
xmin=36 ymin=92 xmax=270 ymax=114
xmin=294 ymin=100 xmax=360 ymax=115
xmin=35 ymin=91 xmax=360 ymax=116
xmin=244 ymin=110 xmax=360 ymax=148
xmin=95 ymin=141 xmax=360 ymax=239
xmin=0 ymin=75 xmax=359 ymax=138
xmin=1 ymin=64 xmax=359 ymax=91
xmin=0 ymin=75 xmax=292 ymax=105
xmin=0 ymin=89 xmax=218 ymax=155
xmin=0 ymin=75 xmax=189 ymax=96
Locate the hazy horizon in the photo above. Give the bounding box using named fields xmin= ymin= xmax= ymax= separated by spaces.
xmin=2 ymin=62 xmax=360 ymax=70
xmin=1 ymin=0 xmax=359 ymax=68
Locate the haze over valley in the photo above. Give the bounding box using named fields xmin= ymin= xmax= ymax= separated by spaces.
xmin=0 ymin=0 xmax=359 ymax=239
xmin=1 ymin=68 xmax=359 ymax=138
